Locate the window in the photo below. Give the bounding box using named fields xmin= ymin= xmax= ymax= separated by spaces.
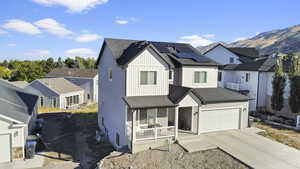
xmin=169 ymin=70 xmax=173 ymax=80
xmin=140 ymin=71 xmax=157 ymax=85
xmin=87 ymin=94 xmax=90 ymax=100
xmin=157 ymin=108 xmax=167 ymax=118
xmin=194 ymin=71 xmax=207 ymax=83
xmin=246 ymin=73 xmax=250 ymax=82
xmin=116 ymin=133 xmax=120 ymax=146
xmin=229 ymin=57 xmax=234 ymax=63
xmin=40 ymin=96 xmax=44 ymax=107
xmin=139 ymin=109 xmax=147 ymax=125
xmin=108 ymin=68 xmax=112 ymax=81
xmin=218 ymin=72 xmax=222 ymax=82
xmin=53 ymin=98 xmax=57 ymax=107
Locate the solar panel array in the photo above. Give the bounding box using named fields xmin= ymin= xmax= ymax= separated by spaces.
xmin=174 ymin=53 xmax=211 ymax=62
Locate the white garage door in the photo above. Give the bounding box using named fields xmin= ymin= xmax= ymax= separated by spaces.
xmin=0 ymin=134 xmax=11 ymax=163
xmin=199 ymin=108 xmax=240 ymax=133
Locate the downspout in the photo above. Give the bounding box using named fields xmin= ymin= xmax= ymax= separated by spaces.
xmin=256 ymin=72 xmax=260 ymax=111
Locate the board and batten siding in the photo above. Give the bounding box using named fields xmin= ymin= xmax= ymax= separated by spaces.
xmin=98 ymin=44 xmax=127 ymax=148
xmin=126 ymin=49 xmax=169 ymax=96
xmin=204 ymin=45 xmax=241 ymax=65
xmin=180 ymin=66 xmax=218 ymax=88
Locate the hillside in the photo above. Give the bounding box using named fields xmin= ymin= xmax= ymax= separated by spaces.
xmin=198 ymin=25 xmax=300 ymax=56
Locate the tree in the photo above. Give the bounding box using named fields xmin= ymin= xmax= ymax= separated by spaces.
xmin=10 ymin=62 xmax=45 ymax=82
xmin=0 ymin=66 xmax=11 ymax=79
xmin=288 ymin=55 xmax=300 ymax=114
xmin=64 ymin=58 xmax=76 ymax=68
xmin=271 ymin=56 xmax=286 ymax=111
xmin=56 ymin=57 xmax=64 ymax=68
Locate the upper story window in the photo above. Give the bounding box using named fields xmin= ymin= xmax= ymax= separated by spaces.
xmin=169 ymin=70 xmax=173 ymax=81
xmin=218 ymin=72 xmax=222 ymax=82
xmin=229 ymin=57 xmax=234 ymax=63
xmin=108 ymin=68 xmax=112 ymax=81
xmin=140 ymin=71 xmax=157 ymax=85
xmin=245 ymin=73 xmax=250 ymax=82
xmin=194 ymin=71 xmax=207 ymax=83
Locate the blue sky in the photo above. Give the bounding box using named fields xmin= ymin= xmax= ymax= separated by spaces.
xmin=0 ymin=0 xmax=299 ymax=61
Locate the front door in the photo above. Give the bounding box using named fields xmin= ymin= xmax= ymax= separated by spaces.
xmin=178 ymin=107 xmax=192 ymax=131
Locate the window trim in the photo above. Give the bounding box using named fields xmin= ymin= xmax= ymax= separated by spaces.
xmin=140 ymin=71 xmax=157 ymax=85
xmin=194 ymin=71 xmax=207 ymax=83
xmin=108 ymin=68 xmax=112 ymax=81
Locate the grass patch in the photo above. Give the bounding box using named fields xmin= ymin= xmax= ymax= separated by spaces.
xmin=38 ymin=103 xmax=98 ymax=114
xmin=253 ymin=122 xmax=300 ymax=150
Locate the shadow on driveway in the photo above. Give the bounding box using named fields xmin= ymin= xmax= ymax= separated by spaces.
xmin=38 ymin=112 xmax=114 ymax=169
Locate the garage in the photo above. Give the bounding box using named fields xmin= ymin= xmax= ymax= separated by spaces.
xmin=0 ymin=133 xmax=12 ymax=163
xmin=199 ymin=108 xmax=240 ymax=133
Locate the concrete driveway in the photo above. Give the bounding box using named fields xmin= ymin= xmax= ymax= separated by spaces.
xmin=178 ymin=128 xmax=300 ymax=169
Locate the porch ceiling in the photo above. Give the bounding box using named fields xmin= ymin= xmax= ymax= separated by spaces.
xmin=123 ymin=95 xmax=177 ymax=109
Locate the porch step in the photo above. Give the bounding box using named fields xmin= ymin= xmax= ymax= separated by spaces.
xmin=177 ymin=136 xmax=217 ymax=153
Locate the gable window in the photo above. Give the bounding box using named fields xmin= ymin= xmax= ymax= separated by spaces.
xmin=246 ymin=73 xmax=250 ymax=82
xmin=108 ymin=68 xmax=112 ymax=81
xmin=229 ymin=57 xmax=234 ymax=63
xmin=218 ymin=72 xmax=222 ymax=82
xmin=140 ymin=71 xmax=157 ymax=85
xmin=194 ymin=71 xmax=207 ymax=83
xmin=169 ymin=70 xmax=173 ymax=81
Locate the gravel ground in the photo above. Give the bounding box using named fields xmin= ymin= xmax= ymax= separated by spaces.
xmin=101 ymin=144 xmax=250 ymax=169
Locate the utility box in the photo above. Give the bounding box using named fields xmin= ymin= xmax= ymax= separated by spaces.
xmin=25 ymin=141 xmax=37 ymax=159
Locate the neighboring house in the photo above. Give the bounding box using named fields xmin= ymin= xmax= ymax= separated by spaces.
xmin=0 ymin=80 xmax=38 ymax=163
xmin=46 ymin=68 xmax=98 ymax=103
xmin=203 ymin=43 xmax=259 ymax=65
xmin=218 ymin=57 xmax=275 ymax=112
xmin=96 ymin=38 xmax=250 ymax=153
xmin=25 ymin=78 xmax=84 ymax=109
xmin=0 ymin=79 xmax=28 ymax=89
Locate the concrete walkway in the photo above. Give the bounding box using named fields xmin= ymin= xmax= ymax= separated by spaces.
xmin=178 ymin=128 xmax=300 ymax=169
xmin=0 ymin=154 xmax=44 ymax=169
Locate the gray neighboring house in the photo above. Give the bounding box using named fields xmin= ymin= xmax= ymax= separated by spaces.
xmin=0 ymin=79 xmax=28 ymax=89
xmin=25 ymin=78 xmax=85 ymax=109
xmin=0 ymin=80 xmax=38 ymax=163
xmin=46 ymin=68 xmax=98 ymax=104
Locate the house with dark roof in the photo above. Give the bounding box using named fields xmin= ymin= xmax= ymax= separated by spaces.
xmin=25 ymin=78 xmax=84 ymax=109
xmin=96 ymin=38 xmax=250 ymax=153
xmin=0 ymin=80 xmax=38 ymax=163
xmin=203 ymin=43 xmax=259 ymax=65
xmin=46 ymin=68 xmax=98 ymax=103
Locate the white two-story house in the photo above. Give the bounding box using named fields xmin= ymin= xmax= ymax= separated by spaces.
xmin=96 ymin=38 xmax=250 ymax=153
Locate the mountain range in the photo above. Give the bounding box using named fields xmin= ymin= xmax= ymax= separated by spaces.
xmin=198 ymin=25 xmax=300 ymax=56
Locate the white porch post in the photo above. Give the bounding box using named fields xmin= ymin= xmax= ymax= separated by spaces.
xmin=132 ymin=110 xmax=136 ymax=143
xmin=175 ymin=107 xmax=179 ymax=139
xmin=197 ymin=106 xmax=201 ymax=135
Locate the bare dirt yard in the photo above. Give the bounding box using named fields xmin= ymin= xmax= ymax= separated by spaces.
xmin=253 ymin=122 xmax=300 ymax=150
xmin=101 ymin=144 xmax=250 ymax=169
xmin=34 ymin=104 xmax=114 ymax=169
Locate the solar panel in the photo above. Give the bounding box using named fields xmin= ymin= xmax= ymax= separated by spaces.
xmin=174 ymin=53 xmax=211 ymax=62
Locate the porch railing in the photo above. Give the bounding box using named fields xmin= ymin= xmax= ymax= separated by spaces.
xmin=136 ymin=126 xmax=175 ymax=141
xmin=226 ymin=82 xmax=249 ymax=91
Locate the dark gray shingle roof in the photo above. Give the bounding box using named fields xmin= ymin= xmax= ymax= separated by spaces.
xmin=123 ymin=95 xmax=177 ymax=109
xmin=0 ymin=80 xmax=38 ymax=123
xmin=168 ymin=85 xmax=250 ymax=105
xmin=96 ymin=38 xmax=218 ymax=67
xmin=47 ymin=68 xmax=98 ymax=78
xmin=221 ymin=57 xmax=276 ymax=72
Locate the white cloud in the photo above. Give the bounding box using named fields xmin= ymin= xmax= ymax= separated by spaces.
xmin=115 ymin=17 xmax=138 ymax=25
xmin=115 ymin=19 xmax=129 ymax=25
xmin=177 ymin=35 xmax=213 ymax=47
xmin=34 ymin=18 xmax=73 ymax=37
xmin=31 ymin=0 xmax=108 ymax=13
xmin=75 ymin=34 xmax=101 ymax=42
xmin=3 ymin=19 xmax=41 ymax=35
xmin=203 ymin=34 xmax=216 ymax=38
xmin=233 ymin=37 xmax=247 ymax=42
xmin=7 ymin=43 xmax=16 ymax=47
xmin=24 ymin=49 xmax=50 ymax=56
xmin=65 ymin=48 xmax=96 ymax=57
xmin=0 ymin=29 xmax=7 ymax=34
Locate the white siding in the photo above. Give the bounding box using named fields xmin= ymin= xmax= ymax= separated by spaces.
xmin=0 ymin=119 xmax=10 ymax=131
xmin=205 ymin=45 xmax=241 ymax=65
xmin=178 ymin=94 xmax=198 ymax=107
xmin=98 ymin=45 xmax=127 ymax=148
xmin=60 ymin=90 xmax=85 ymax=109
xmin=181 ymin=66 xmax=218 ymax=88
xmin=257 ymin=72 xmax=268 ymax=107
xmin=126 ymin=49 xmax=169 ymax=96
